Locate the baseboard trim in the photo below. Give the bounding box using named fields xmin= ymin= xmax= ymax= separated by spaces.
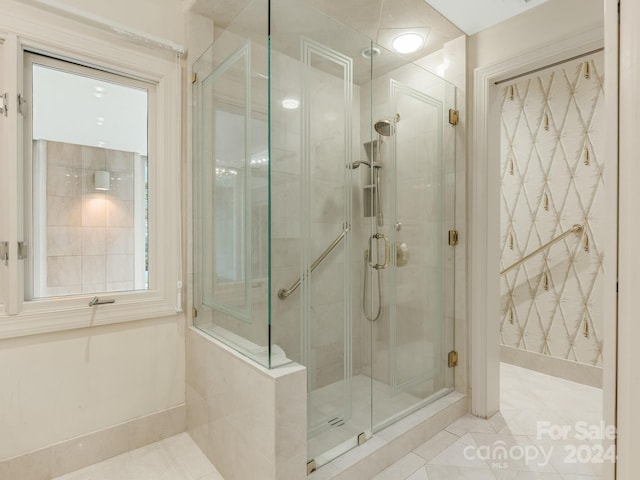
xmin=501 ymin=345 xmax=602 ymax=388
xmin=0 ymin=404 xmax=186 ymax=480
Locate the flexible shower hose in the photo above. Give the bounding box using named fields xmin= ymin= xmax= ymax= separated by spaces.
xmin=362 ymin=249 xmax=382 ymax=322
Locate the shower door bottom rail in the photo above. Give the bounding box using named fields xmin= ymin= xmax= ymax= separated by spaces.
xmin=278 ymin=226 xmax=349 ymax=299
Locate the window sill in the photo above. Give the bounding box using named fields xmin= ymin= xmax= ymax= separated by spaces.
xmin=0 ymin=292 xmax=180 ymax=339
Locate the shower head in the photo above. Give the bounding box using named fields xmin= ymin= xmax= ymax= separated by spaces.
xmin=374 ymin=114 xmax=399 ymax=137
xmin=374 ymin=120 xmax=392 ymax=137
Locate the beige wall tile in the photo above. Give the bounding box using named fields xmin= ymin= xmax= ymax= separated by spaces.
xmin=81 ymin=145 xmax=107 ymax=170
xmin=106 ymin=255 xmax=134 ymax=283
xmin=47 ymin=227 xmax=82 ymax=256
xmin=47 ymin=166 xmax=82 ymax=197
xmin=82 ymin=194 xmax=107 ymax=227
xmin=186 ymin=329 xmax=306 ymax=480
xmin=107 ymin=149 xmax=135 ymax=172
xmin=106 ymin=199 xmax=134 ymax=227
xmin=109 ymin=173 xmax=134 ymax=201
xmin=51 ymin=423 xmax=130 ymax=477
xmin=106 ymin=227 xmax=135 ymax=255
xmin=128 ymin=405 xmax=186 ymax=450
xmin=47 ymin=196 xmax=82 ymax=226
xmin=47 ymin=141 xmax=81 ymax=168
xmin=82 ymin=255 xmax=106 ymax=286
xmin=44 ymin=286 xmax=81 ymax=297
xmin=106 ymin=281 xmax=135 ymax=292
xmin=0 ymin=447 xmax=51 ymax=480
xmin=47 ymin=256 xmax=81 ymax=287
xmin=82 ymin=227 xmax=106 ymax=255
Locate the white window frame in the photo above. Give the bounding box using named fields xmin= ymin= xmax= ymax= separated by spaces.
xmin=0 ymin=3 xmax=182 ymax=338
xmin=24 ymin=53 xmax=153 ymax=299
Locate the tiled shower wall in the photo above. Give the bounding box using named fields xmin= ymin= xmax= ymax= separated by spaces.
xmin=270 ymin=48 xmax=363 ymax=390
xmin=500 ymin=52 xmax=605 ymax=367
xmin=37 ymin=140 xmax=140 ymax=297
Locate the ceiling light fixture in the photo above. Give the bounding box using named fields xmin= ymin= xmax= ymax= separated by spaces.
xmin=361 ymin=47 xmax=381 ymax=58
xmin=392 ymin=33 xmax=424 ymax=54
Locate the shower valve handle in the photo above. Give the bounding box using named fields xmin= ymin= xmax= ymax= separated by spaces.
xmin=369 ymin=233 xmax=390 ymax=270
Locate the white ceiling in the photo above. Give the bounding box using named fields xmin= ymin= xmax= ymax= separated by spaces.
xmin=424 ymin=0 xmax=550 ymax=35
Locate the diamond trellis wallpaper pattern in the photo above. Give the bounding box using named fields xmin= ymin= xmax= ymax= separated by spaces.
xmin=500 ymin=52 xmax=604 ymax=367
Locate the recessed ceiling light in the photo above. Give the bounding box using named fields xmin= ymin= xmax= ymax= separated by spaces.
xmin=281 ymin=98 xmax=300 ymax=110
xmin=94 ymin=86 xmax=105 ymax=92
xmin=94 ymin=92 xmax=104 ymax=98
xmin=392 ymin=33 xmax=424 ymax=54
xmin=361 ymin=47 xmax=381 ymax=58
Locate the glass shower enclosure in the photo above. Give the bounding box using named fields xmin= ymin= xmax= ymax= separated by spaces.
xmin=192 ymin=0 xmax=457 ymax=469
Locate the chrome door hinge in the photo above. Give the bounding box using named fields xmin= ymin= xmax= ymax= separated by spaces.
xmin=17 ymin=94 xmax=26 ymax=115
xmin=191 ymin=72 xmax=197 ymax=84
xmin=0 ymin=93 xmax=7 ymax=116
xmin=192 ymin=307 xmax=198 ymax=318
xmin=448 ymin=230 xmax=459 ymax=246
xmin=0 ymin=241 xmax=8 ymax=266
xmin=448 ymin=350 xmax=458 ymax=368
xmin=448 ymin=108 xmax=459 ymax=126
xmin=357 ymin=432 xmax=367 ymax=445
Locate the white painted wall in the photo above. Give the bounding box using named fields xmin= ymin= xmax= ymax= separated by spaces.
xmin=0 ymin=316 xmax=186 ymax=459
xmin=0 ymin=0 xmax=187 ymax=461
xmin=468 ymin=0 xmax=603 ymax=69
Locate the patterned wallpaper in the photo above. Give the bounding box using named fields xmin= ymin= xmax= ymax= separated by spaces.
xmin=500 ymin=52 xmax=605 ymax=367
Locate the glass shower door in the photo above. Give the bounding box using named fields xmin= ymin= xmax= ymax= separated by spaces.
xmin=268 ymin=0 xmax=375 ymax=467
xmin=371 ymin=71 xmax=457 ymax=431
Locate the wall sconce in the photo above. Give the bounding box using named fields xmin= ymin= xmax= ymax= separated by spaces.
xmin=95 ymin=170 xmax=110 ymax=191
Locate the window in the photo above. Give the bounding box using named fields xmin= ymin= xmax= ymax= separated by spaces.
xmin=0 ymin=18 xmax=181 ymax=337
xmin=25 ymin=54 xmax=151 ymax=298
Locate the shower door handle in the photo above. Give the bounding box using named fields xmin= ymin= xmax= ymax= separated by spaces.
xmin=369 ymin=233 xmax=390 ymax=270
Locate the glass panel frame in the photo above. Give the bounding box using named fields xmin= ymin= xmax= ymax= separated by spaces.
xmin=200 ymin=44 xmax=252 ymax=321
xmin=191 ymin=0 xmax=272 ymax=368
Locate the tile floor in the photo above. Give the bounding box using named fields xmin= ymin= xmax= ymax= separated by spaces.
xmin=53 ymin=363 xmax=604 ymax=480
xmin=51 ymin=433 xmax=223 ymax=480
xmin=374 ymin=363 xmax=604 ymax=480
